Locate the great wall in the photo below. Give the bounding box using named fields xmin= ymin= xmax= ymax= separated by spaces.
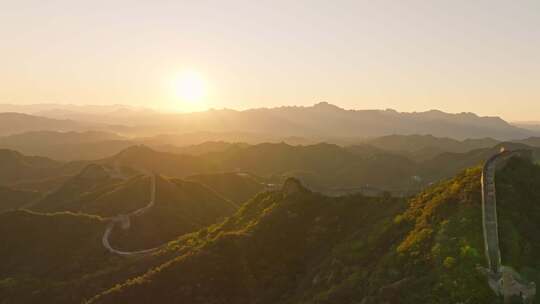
xmin=480 ymin=148 xmax=536 ymax=303
xmin=101 ymin=173 xmax=162 ymax=256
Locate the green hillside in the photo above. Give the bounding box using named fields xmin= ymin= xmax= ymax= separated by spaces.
xmin=4 ymin=142 xmax=539 ymax=200
xmin=30 ymin=165 xmax=151 ymax=217
xmin=90 ymin=158 xmax=540 ymax=304
xmin=382 ymin=167 xmax=495 ymax=303
xmin=186 ymin=172 xmax=266 ymax=204
xmin=0 ymin=210 xmax=118 ymax=303
xmin=0 ymin=149 xmax=64 ymax=184
xmin=9 ymin=175 xmax=72 ymax=193
xmin=0 ymin=186 xmax=40 ymax=212
xmin=0 ymin=174 xmax=242 ymax=303
xmin=27 ymin=165 xmax=241 ymax=252
xmin=204 ymin=142 xmax=422 ymax=191
xmin=108 ymin=175 xmax=238 ymax=251
xmin=88 ymin=179 xmax=408 ymax=303
xmin=3 ymin=149 xmax=540 ymax=303
xmin=102 ymin=145 xmax=217 ymax=177
xmin=419 ymin=142 xmax=540 ymax=182
xmin=364 ymin=134 xmax=498 ymax=160
xmin=496 ymin=157 xmax=540 ymax=286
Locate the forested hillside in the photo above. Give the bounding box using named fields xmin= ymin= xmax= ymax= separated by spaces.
xmin=109 ymin=175 xmax=238 ymax=250
xmin=185 ymin=172 xmax=266 ymax=204
xmin=0 ymin=211 xmax=116 ymax=303
xmin=88 ymin=158 xmax=540 ymax=304
xmin=2 ymin=148 xmax=540 ymax=303
xmin=30 ymin=166 xmax=150 ymax=216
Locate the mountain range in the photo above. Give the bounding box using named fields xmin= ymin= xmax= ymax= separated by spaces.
xmin=2 ymin=103 xmax=540 ymax=303
xmin=2 ymin=138 xmax=540 ymax=197
xmin=3 ymin=155 xmax=539 ymax=303
xmin=0 ymin=102 xmax=536 ymax=140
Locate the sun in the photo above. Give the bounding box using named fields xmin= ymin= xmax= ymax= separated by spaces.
xmin=172 ymin=71 xmax=206 ymax=103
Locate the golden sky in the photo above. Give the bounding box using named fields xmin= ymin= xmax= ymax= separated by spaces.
xmin=1 ymin=0 xmax=539 ymax=120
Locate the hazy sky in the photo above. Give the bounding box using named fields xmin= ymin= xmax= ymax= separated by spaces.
xmin=1 ymin=0 xmax=539 ymax=120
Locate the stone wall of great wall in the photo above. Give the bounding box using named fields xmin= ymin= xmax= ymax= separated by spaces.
xmin=480 ymin=148 xmax=535 ymax=303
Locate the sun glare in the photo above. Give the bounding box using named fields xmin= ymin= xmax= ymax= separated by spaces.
xmin=172 ymin=71 xmax=206 ymax=103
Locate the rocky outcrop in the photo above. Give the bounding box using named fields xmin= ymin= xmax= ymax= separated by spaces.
xmin=282 ymin=177 xmax=309 ymax=196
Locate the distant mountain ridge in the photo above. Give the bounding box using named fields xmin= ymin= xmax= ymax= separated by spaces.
xmin=0 ymin=130 xmax=134 ymax=161
xmin=144 ymin=102 xmax=533 ymax=140
xmin=3 ymin=139 xmax=540 ymax=198
xmin=362 ymin=134 xmax=500 ymax=160
xmin=0 ymin=112 xmax=92 ymax=136
xmin=0 ymin=102 xmax=535 ymax=140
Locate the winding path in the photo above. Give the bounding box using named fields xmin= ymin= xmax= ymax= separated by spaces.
xmin=101 ymin=174 xmax=161 ymax=256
